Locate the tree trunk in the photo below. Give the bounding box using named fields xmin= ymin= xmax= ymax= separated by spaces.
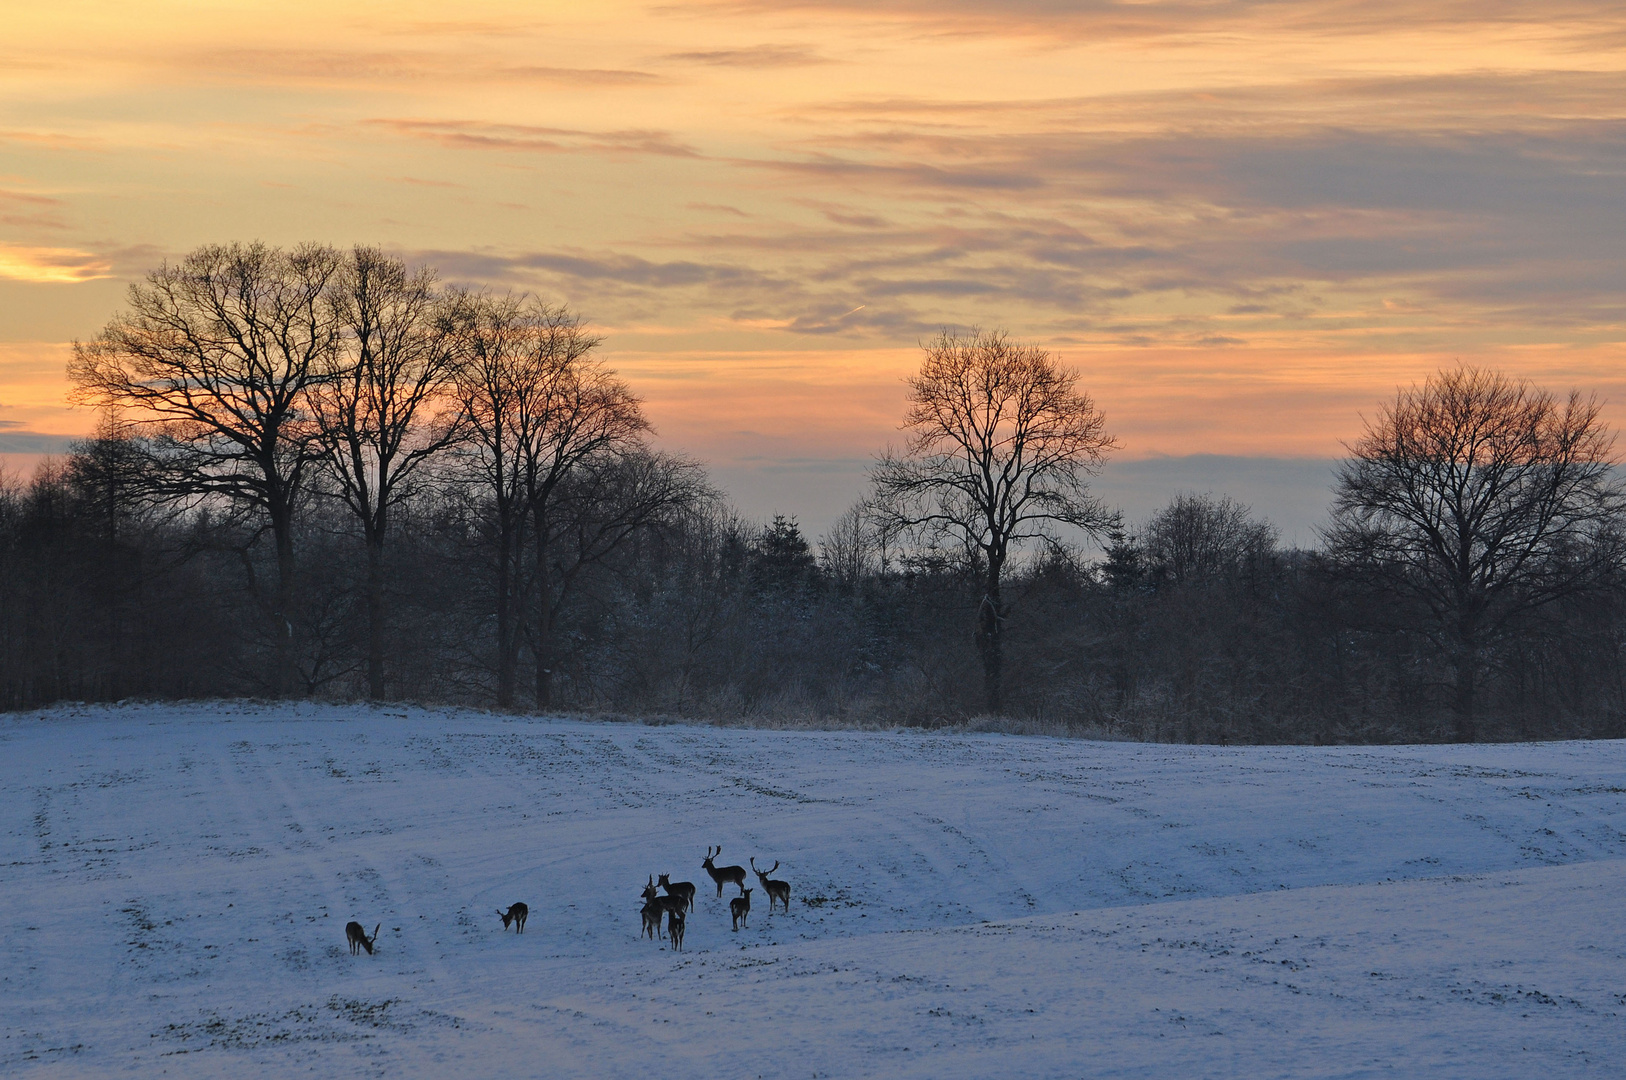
xmin=1449 ymin=600 xmax=1483 ymax=742
xmin=365 ymin=534 xmax=386 ymax=700
xmin=975 ymin=556 xmax=1005 ymax=714
xmin=495 ymin=516 xmax=517 ymax=709
xmin=1452 ymin=650 xmax=1477 ymax=743
xmin=271 ymin=499 xmax=298 ymax=698
xmin=534 ymin=525 xmax=553 ymax=711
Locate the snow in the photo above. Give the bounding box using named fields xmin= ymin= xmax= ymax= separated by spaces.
xmin=3 ymin=702 xmax=1625 ymax=1077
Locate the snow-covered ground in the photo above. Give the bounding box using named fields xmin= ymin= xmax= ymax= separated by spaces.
xmin=4 ymin=703 xmax=1625 ymax=1078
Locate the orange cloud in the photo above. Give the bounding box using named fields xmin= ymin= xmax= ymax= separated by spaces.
xmin=0 ymin=246 xmax=112 ymax=284
xmin=5 ymin=0 xmax=1626 ymax=524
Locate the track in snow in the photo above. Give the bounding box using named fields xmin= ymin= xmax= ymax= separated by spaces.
xmin=3 ymin=703 xmax=1624 ymax=1077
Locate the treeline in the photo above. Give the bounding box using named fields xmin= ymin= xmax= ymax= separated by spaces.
xmin=3 ymin=243 xmax=1624 ymax=743
xmin=6 ymin=463 xmax=1624 ymax=743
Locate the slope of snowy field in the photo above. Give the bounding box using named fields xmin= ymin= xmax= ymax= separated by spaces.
xmin=3 ymin=703 xmax=1625 ymax=1078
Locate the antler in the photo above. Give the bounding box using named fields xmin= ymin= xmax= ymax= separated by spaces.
xmin=769 ymin=861 xmax=779 ymax=874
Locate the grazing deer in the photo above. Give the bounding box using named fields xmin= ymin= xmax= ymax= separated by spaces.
xmin=730 ymin=888 xmax=753 ymax=931
xmin=702 ymin=846 xmax=748 ymax=898
xmin=667 ymin=907 xmax=686 ymax=952
xmin=751 ymin=858 xmax=791 ymax=914
xmin=497 ymin=902 xmax=528 ymax=933
xmin=346 ymin=921 xmax=380 ymax=956
xmin=658 ymin=873 xmax=696 ymax=913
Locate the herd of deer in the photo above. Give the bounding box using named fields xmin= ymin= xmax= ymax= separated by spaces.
xmin=636 ymin=847 xmax=792 ymax=952
xmin=344 ymin=845 xmax=788 ymax=959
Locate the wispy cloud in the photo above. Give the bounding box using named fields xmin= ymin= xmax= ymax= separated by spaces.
xmin=687 ymin=202 xmax=752 ymax=216
xmin=0 ymin=187 xmax=66 ymax=229
xmin=417 ymin=247 xmax=787 ymax=293
xmin=0 ymin=430 xmax=78 ymax=453
xmin=660 ymin=44 xmax=830 ymax=67
xmin=11 ymin=0 xmax=1626 ymax=471
xmin=741 ymin=153 xmax=1045 ymax=192
xmin=365 ymin=118 xmax=699 ymax=158
xmin=180 ymin=47 xmax=661 ymax=87
xmin=701 ymin=0 xmax=1626 ymax=42
xmin=0 ymin=245 xmax=111 ymax=284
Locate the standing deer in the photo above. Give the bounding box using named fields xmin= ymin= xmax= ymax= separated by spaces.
xmin=644 ymin=875 xmax=686 ymax=920
xmin=730 ymin=888 xmax=753 ymax=931
xmin=751 ymin=858 xmax=791 ymax=914
xmin=497 ymin=902 xmax=528 ymax=933
xmin=640 ymin=886 xmax=664 ymax=941
xmin=658 ymin=873 xmax=696 ymax=913
xmin=667 ymin=906 xmax=686 ymax=952
xmin=702 ymin=846 xmax=747 ymax=898
xmin=346 ymin=921 xmax=380 ymax=956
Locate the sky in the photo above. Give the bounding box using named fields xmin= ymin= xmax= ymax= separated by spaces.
xmin=3 ymin=1 xmax=1625 ymax=542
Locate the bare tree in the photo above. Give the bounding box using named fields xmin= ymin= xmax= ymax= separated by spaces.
xmin=531 ymin=445 xmax=711 ymax=707
xmin=1142 ymin=492 xmax=1277 ymax=586
xmin=452 ymin=293 xmax=539 ymax=707
xmin=507 ymin=308 xmax=654 ymax=709
xmin=69 ymin=242 xmax=341 ymax=693
xmin=872 ymin=328 xmax=1117 ymax=713
xmin=818 ymin=501 xmax=877 ymax=592
xmin=310 ymin=248 xmax=464 ymax=700
xmin=452 ymin=297 xmax=671 ymax=708
xmin=1324 ymin=366 xmax=1624 ymax=741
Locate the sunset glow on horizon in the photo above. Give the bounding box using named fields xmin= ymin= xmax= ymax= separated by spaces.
xmin=5 ymin=0 xmax=1626 ymax=533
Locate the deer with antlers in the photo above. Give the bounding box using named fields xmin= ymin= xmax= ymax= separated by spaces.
xmin=497 ymin=902 xmax=528 ymax=934
xmin=658 ymin=873 xmax=696 ymax=913
xmin=730 ymin=888 xmax=753 ymax=931
xmin=750 ymin=858 xmax=791 ymax=914
xmin=346 ymin=921 xmax=380 ymax=956
xmin=642 ymin=876 xmax=685 ymax=938
xmin=702 ymin=846 xmax=747 ymax=899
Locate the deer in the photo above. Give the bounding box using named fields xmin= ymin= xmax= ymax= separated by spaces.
xmin=667 ymin=906 xmax=686 ymax=952
xmin=730 ymin=888 xmax=752 ymax=931
xmin=645 ymin=875 xmax=686 ymax=918
xmin=497 ymin=902 xmax=528 ymax=934
xmin=751 ymin=858 xmax=791 ymax=914
xmin=641 ymin=877 xmax=683 ymax=939
xmin=346 ymin=921 xmax=380 ymax=956
xmin=702 ymin=846 xmax=748 ymax=899
xmin=640 ymin=895 xmax=663 ymax=940
xmin=658 ymin=872 xmax=696 ymax=913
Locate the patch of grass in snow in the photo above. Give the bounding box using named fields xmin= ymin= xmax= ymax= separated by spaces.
xmin=156 ymin=997 xmax=411 ymax=1051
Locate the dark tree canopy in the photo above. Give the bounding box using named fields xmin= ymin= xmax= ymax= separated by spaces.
xmin=31 ymin=247 xmax=1626 ymax=743
xmin=69 ymin=241 xmax=342 ymax=693
xmin=754 ymin=515 xmax=817 ymax=592
xmin=1324 ymin=366 xmax=1623 ymax=740
xmin=873 ymin=328 xmax=1117 ymax=713
xmin=310 ymin=246 xmax=465 ymax=700
xmin=1142 ymin=493 xmax=1276 ymax=587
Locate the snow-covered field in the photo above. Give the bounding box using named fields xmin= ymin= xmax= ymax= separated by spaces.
xmin=4 ymin=704 xmax=1625 ymax=1078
